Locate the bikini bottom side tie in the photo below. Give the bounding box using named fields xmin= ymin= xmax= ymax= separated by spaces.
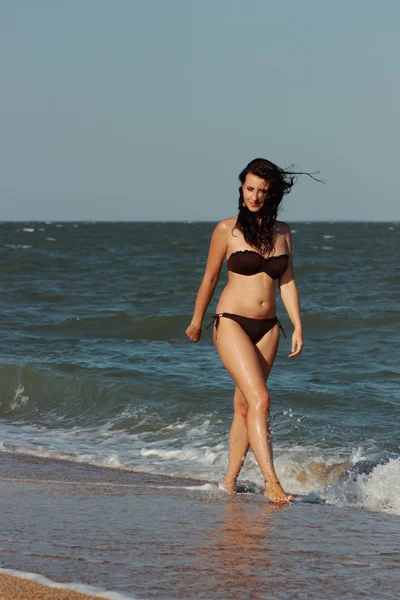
xmin=206 ymin=312 xmax=286 ymax=344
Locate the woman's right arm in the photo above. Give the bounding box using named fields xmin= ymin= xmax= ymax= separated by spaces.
xmin=186 ymin=220 xmax=229 ymax=343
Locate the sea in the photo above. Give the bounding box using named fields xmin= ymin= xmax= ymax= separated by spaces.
xmin=0 ymin=221 xmax=399 ymax=599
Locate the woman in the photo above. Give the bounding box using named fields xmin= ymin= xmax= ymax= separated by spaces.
xmin=186 ymin=158 xmax=321 ymax=504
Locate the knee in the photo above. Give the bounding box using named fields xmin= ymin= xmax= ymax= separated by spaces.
xmin=238 ymin=405 xmax=248 ymax=420
xmin=254 ymin=390 xmax=270 ymax=415
xmin=234 ymin=390 xmax=249 ymax=421
xmin=234 ymin=401 xmax=248 ymax=421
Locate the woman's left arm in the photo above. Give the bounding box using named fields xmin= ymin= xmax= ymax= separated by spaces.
xmin=278 ymin=224 xmax=303 ymax=358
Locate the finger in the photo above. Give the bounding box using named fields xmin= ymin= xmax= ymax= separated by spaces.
xmin=289 ymin=342 xmax=301 ymax=354
xmin=288 ymin=347 xmax=302 ymax=358
xmin=290 ymin=339 xmax=303 ymax=350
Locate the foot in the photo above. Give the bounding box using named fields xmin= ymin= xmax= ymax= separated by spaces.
xmin=222 ymin=476 xmax=237 ymax=494
xmin=264 ymin=479 xmax=293 ymax=504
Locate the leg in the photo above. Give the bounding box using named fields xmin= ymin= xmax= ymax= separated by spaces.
xmin=256 ymin=326 xmax=290 ymax=501
xmin=214 ymin=319 xmax=291 ymax=503
xmin=224 ymin=323 xmax=281 ymax=492
xmin=224 ymin=386 xmax=250 ymax=492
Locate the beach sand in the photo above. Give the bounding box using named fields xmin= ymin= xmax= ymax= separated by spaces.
xmin=0 ymin=573 xmax=108 ymax=600
xmin=0 ymin=451 xmax=398 ymax=600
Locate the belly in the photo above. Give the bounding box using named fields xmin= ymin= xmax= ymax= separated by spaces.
xmin=216 ymin=273 xmax=277 ymax=318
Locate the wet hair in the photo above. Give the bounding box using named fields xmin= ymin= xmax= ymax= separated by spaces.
xmin=234 ymin=158 xmax=324 ymax=254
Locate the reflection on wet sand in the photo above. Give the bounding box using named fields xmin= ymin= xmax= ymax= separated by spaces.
xmin=206 ymin=498 xmax=288 ymax=598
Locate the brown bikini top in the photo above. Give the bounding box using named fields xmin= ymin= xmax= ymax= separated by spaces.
xmin=227 ymin=250 xmax=289 ymax=279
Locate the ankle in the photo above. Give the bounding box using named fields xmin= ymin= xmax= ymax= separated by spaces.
xmin=264 ymin=475 xmax=280 ymax=486
xmin=225 ymin=475 xmax=237 ymax=486
xmin=225 ymin=474 xmax=237 ymax=484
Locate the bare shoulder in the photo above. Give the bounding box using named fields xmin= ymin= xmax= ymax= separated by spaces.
xmin=274 ymin=220 xmax=292 ymax=236
xmin=206 ymin=216 xmax=236 ymax=262
xmin=215 ymin=215 xmax=237 ymax=231
xmin=213 ymin=215 xmax=237 ymax=236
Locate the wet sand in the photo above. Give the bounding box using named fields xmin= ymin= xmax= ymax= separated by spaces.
xmin=0 ymin=451 xmax=398 ymax=600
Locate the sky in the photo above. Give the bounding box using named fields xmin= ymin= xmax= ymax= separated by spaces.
xmin=1 ymin=0 xmax=399 ymax=221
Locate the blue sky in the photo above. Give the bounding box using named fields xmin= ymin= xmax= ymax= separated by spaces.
xmin=1 ymin=0 xmax=399 ymax=221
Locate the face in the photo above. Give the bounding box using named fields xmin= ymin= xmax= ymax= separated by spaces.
xmin=242 ymin=173 xmax=270 ymax=212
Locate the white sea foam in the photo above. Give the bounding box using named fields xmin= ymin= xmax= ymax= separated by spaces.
xmin=152 ymin=482 xmax=217 ymax=492
xmin=10 ymin=385 xmax=29 ymax=410
xmin=22 ymin=227 xmax=35 ymax=232
xmin=323 ymin=234 xmax=335 ymax=239
xmin=45 ymin=237 xmax=56 ymax=241
xmin=322 ymin=457 xmax=400 ymax=515
xmin=140 ymin=445 xmax=224 ymax=466
xmin=0 ymin=567 xmax=136 ymax=599
xmin=0 ymin=418 xmax=398 ymax=515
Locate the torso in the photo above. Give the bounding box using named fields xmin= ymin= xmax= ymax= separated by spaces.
xmin=215 ymin=217 xmax=290 ymax=318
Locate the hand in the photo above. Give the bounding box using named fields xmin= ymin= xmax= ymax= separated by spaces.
xmin=288 ymin=329 xmax=303 ymax=358
xmin=186 ymin=323 xmax=202 ymax=343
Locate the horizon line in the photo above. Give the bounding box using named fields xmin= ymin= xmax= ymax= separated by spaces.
xmin=1 ymin=219 xmax=399 ymax=224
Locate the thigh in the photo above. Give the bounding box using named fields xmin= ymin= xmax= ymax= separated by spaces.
xmin=255 ymin=323 xmax=280 ymax=380
xmin=213 ymin=317 xmax=266 ymax=404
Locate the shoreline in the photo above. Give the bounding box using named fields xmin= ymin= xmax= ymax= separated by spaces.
xmin=1 ymin=451 xmax=399 ymax=600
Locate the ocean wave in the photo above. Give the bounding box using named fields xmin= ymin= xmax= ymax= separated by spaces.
xmin=0 ymin=361 xmax=209 ymax=423
xmin=322 ymin=455 xmax=400 ymax=515
xmin=1 ymin=422 xmax=398 ymax=515
xmin=26 ymin=312 xmax=193 ymax=341
xmin=0 ymin=362 xmax=146 ymax=421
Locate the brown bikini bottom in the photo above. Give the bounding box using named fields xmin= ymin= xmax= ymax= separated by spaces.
xmin=207 ymin=313 xmax=286 ymax=344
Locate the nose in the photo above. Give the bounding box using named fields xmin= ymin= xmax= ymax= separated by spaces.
xmin=256 ymin=190 xmax=267 ymax=202
xmin=250 ymin=190 xmax=258 ymax=201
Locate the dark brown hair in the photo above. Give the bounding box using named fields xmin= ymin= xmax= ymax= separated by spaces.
xmin=234 ymin=158 xmax=323 ymax=254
